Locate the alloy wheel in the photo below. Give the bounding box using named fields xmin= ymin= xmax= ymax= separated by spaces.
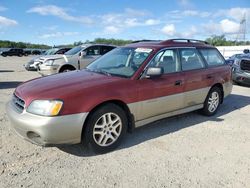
xmin=208 ymin=91 xmax=219 ymax=113
xmin=93 ymin=112 xmax=122 ymax=147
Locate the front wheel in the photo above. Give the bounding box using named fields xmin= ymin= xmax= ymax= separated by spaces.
xmin=59 ymin=66 xmax=75 ymax=73
xmin=201 ymin=87 xmax=222 ymax=116
xmin=84 ymin=104 xmax=128 ymax=153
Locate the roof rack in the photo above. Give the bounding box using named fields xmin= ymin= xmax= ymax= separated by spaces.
xmin=163 ymin=38 xmax=209 ymax=44
xmin=132 ymin=40 xmax=162 ymax=43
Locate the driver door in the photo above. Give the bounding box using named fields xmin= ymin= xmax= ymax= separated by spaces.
xmin=80 ymin=45 xmax=101 ymax=68
xmin=136 ymin=49 xmax=185 ymax=121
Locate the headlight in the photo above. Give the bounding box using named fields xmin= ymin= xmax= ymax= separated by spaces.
xmin=44 ymin=59 xmax=54 ymax=66
xmin=233 ymin=60 xmax=240 ymax=66
xmin=27 ymin=100 xmax=63 ymax=116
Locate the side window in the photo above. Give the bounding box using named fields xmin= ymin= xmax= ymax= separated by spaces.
xmin=101 ymin=46 xmax=115 ymax=55
xmin=86 ymin=46 xmax=100 ymax=56
xmin=180 ymin=48 xmax=205 ymax=71
xmin=149 ymin=49 xmax=180 ymax=74
xmin=199 ymin=48 xmax=224 ymax=66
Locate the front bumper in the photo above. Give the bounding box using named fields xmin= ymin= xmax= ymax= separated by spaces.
xmin=37 ymin=64 xmax=59 ymax=76
xmin=6 ymin=102 xmax=88 ymax=146
xmin=232 ymin=70 xmax=250 ymax=85
xmin=23 ymin=64 xmax=37 ymax=71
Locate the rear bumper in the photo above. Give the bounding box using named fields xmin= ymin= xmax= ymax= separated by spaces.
xmin=232 ymin=70 xmax=250 ymax=85
xmin=6 ymin=102 xmax=88 ymax=146
xmin=223 ymin=81 xmax=233 ymax=98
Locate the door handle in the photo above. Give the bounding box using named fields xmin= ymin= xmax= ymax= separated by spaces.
xmin=175 ymin=80 xmax=182 ymax=86
xmin=207 ymin=75 xmax=213 ymax=79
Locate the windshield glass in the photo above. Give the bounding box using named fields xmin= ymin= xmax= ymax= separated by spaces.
xmin=65 ymin=46 xmax=85 ymax=55
xmin=87 ymin=47 xmax=152 ymax=78
xmin=43 ymin=48 xmax=59 ymax=55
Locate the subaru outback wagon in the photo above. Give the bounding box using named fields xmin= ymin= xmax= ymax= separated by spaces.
xmin=6 ymin=39 xmax=232 ymax=153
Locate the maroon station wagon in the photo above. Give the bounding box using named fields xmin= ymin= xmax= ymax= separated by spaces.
xmin=6 ymin=39 xmax=232 ymax=153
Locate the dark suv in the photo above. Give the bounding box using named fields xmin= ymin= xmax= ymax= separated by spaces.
xmin=6 ymin=39 xmax=232 ymax=153
xmin=0 ymin=48 xmax=25 ymax=57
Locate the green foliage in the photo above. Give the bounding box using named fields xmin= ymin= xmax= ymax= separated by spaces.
xmin=50 ymin=38 xmax=132 ymax=48
xmin=2 ymin=37 xmax=248 ymax=49
xmin=91 ymin=38 xmax=133 ymax=46
xmin=205 ymin=35 xmax=250 ymax=46
xmin=0 ymin=40 xmax=51 ymax=49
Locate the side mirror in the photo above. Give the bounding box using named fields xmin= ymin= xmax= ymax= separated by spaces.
xmin=146 ymin=67 xmax=163 ymax=78
xmin=79 ymin=51 xmax=87 ymax=58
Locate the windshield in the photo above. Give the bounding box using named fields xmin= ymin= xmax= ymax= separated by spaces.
xmin=43 ymin=48 xmax=59 ymax=55
xmin=65 ymin=46 xmax=85 ymax=55
xmin=87 ymin=47 xmax=152 ymax=78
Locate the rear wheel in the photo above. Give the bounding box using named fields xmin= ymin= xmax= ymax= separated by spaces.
xmin=83 ymin=104 xmax=128 ymax=153
xmin=201 ymin=87 xmax=222 ymax=116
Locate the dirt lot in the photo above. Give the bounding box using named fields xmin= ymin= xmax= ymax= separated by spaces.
xmin=0 ymin=56 xmax=250 ymax=188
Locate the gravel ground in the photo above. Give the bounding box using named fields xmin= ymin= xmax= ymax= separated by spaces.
xmin=0 ymin=56 xmax=250 ymax=188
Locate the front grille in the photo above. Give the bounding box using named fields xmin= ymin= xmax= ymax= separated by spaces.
xmin=240 ymin=59 xmax=250 ymax=71
xmin=12 ymin=93 xmax=25 ymax=113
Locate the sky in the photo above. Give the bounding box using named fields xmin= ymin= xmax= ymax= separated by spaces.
xmin=0 ymin=0 xmax=249 ymax=45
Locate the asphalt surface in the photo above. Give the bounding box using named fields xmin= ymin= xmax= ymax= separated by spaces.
xmin=0 ymin=56 xmax=250 ymax=188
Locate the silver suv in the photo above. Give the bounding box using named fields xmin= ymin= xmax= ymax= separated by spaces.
xmin=37 ymin=44 xmax=116 ymax=76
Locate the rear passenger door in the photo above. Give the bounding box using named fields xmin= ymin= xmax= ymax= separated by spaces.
xmin=137 ymin=49 xmax=185 ymax=121
xmin=179 ymin=48 xmax=210 ymax=107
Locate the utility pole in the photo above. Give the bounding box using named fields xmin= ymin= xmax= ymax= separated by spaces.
xmin=235 ymin=14 xmax=247 ymax=44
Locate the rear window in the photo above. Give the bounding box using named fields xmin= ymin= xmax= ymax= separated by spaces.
xmin=199 ymin=48 xmax=224 ymax=67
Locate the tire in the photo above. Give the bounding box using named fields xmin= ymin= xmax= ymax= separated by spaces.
xmin=83 ymin=104 xmax=128 ymax=153
xmin=201 ymin=87 xmax=222 ymax=116
xmin=60 ymin=66 xmax=75 ymax=73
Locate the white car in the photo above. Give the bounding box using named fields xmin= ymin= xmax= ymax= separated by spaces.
xmin=37 ymin=44 xmax=116 ymax=76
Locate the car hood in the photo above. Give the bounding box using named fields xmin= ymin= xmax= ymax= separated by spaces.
xmin=39 ymin=54 xmax=64 ymax=61
xmin=15 ymin=70 xmax=124 ymax=106
xmin=39 ymin=54 xmax=73 ymax=63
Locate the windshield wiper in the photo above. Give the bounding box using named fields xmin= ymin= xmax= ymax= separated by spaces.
xmin=87 ymin=68 xmax=111 ymax=76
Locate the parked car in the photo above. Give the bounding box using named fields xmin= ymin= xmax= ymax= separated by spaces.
xmin=232 ymin=54 xmax=250 ymax=85
xmin=225 ymin=53 xmax=243 ymax=66
xmin=37 ymin=44 xmax=116 ymax=76
xmin=6 ymin=39 xmax=232 ymax=153
xmin=23 ymin=49 xmax=32 ymax=56
xmin=0 ymin=48 xmax=25 ymax=57
xmin=32 ymin=49 xmax=42 ymax=55
xmin=24 ymin=48 xmax=72 ymax=71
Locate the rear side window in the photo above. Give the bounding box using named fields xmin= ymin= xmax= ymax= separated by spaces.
xmin=86 ymin=46 xmax=100 ymax=56
xmin=180 ymin=48 xmax=205 ymax=71
xmin=149 ymin=49 xmax=180 ymax=74
xmin=199 ymin=48 xmax=224 ymax=66
xmin=101 ymin=46 xmax=115 ymax=55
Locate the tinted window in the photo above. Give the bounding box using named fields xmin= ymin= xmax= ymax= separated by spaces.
xmin=101 ymin=46 xmax=115 ymax=55
xmin=199 ymin=48 xmax=224 ymax=66
xmin=86 ymin=46 xmax=100 ymax=56
xmin=180 ymin=48 xmax=205 ymax=71
xmin=149 ymin=49 xmax=180 ymax=74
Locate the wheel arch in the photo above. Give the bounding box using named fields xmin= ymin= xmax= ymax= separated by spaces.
xmin=81 ymin=100 xmax=135 ymax=141
xmin=59 ymin=64 xmax=76 ymax=72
